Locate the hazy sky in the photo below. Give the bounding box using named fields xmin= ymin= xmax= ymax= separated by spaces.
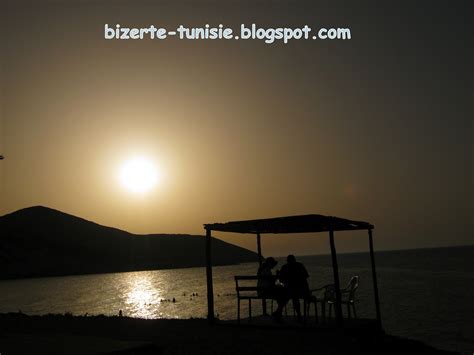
xmin=1 ymin=0 xmax=472 ymax=256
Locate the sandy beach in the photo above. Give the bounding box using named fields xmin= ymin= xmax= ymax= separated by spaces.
xmin=0 ymin=312 xmax=459 ymax=355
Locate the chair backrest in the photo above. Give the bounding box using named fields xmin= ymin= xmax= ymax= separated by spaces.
xmin=322 ymin=277 xmax=359 ymax=302
xmin=347 ymin=276 xmax=359 ymax=301
xmin=323 ymin=284 xmax=336 ymax=302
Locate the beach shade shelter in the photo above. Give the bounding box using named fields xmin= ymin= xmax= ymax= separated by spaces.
xmin=204 ymin=214 xmax=381 ymax=329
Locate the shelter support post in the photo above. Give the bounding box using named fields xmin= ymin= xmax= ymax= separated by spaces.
xmin=205 ymin=228 xmax=215 ymax=324
xmin=368 ymin=229 xmax=382 ymax=330
xmin=257 ymin=233 xmax=267 ymax=314
xmin=329 ymin=229 xmax=343 ymax=327
xmin=256 ymin=232 xmax=267 ymax=314
xmin=256 ymin=232 xmax=263 ymax=266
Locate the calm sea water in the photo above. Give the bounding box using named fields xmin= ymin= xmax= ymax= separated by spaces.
xmin=0 ymin=246 xmax=472 ymax=353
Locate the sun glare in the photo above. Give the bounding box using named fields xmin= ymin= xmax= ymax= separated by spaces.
xmin=119 ymin=156 xmax=159 ymax=193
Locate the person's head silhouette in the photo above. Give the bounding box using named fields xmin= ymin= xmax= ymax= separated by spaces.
xmin=287 ymin=254 xmax=296 ymax=263
xmin=264 ymin=257 xmax=278 ymax=268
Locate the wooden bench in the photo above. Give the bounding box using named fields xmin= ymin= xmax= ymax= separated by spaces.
xmin=234 ymin=275 xmax=275 ymax=322
xmin=235 ymin=276 xmax=317 ymax=323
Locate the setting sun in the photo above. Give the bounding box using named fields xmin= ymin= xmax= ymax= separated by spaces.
xmin=119 ymin=156 xmax=159 ymax=193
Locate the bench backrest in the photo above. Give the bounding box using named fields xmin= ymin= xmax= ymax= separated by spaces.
xmin=234 ymin=275 xmax=272 ymax=298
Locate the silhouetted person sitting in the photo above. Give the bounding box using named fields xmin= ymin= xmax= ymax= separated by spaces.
xmin=257 ymin=257 xmax=278 ymax=297
xmin=257 ymin=257 xmax=287 ymax=319
xmin=278 ymin=254 xmax=310 ymax=322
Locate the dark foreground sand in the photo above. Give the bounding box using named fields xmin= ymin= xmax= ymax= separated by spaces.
xmin=0 ymin=313 xmax=458 ymax=355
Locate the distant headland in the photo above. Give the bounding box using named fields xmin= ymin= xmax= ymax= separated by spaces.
xmin=0 ymin=206 xmax=258 ymax=279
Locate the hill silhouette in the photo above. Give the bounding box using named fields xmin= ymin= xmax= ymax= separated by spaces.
xmin=0 ymin=206 xmax=258 ymax=279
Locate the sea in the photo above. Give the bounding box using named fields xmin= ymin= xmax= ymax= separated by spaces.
xmin=0 ymin=246 xmax=472 ymax=354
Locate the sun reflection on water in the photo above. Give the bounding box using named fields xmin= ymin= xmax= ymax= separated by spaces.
xmin=124 ymin=272 xmax=161 ymax=318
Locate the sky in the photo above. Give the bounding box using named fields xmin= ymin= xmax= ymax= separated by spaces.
xmin=0 ymin=0 xmax=472 ymax=257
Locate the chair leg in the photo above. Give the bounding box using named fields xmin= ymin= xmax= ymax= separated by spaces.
xmin=328 ymin=304 xmax=332 ymax=320
xmin=322 ymin=303 xmax=326 ymax=323
xmin=303 ymin=299 xmax=307 ymax=324
xmin=347 ymin=304 xmax=351 ymax=319
xmin=249 ymin=299 xmax=252 ymax=321
xmin=315 ymin=302 xmax=319 ymax=324
xmin=352 ymin=304 xmax=357 ymax=319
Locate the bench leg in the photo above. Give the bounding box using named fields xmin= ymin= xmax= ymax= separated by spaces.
xmin=237 ymin=299 xmax=240 ymax=324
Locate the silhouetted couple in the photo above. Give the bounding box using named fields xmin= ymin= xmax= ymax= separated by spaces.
xmin=257 ymin=254 xmax=310 ymax=322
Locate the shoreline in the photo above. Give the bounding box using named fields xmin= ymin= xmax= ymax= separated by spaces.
xmin=0 ymin=260 xmax=248 ymax=282
xmin=3 ymin=244 xmax=473 ymax=282
xmin=0 ymin=312 xmax=459 ymax=355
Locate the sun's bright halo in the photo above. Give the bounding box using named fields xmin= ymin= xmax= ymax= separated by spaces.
xmin=119 ymin=156 xmax=159 ymax=193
